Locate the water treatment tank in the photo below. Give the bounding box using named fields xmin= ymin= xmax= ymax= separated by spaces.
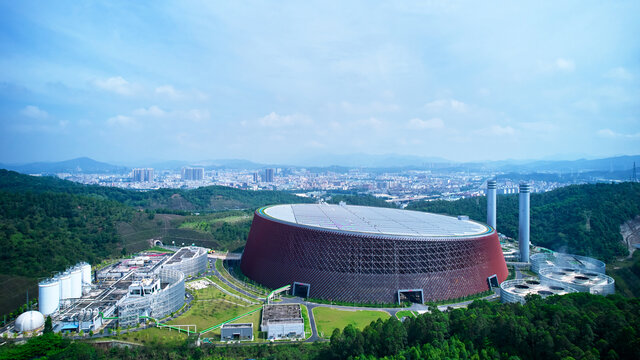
xmin=38 ymin=278 xmax=60 ymax=316
xmin=70 ymin=267 xmax=82 ymax=298
xmin=59 ymin=272 xmax=71 ymax=300
xmin=14 ymin=311 xmax=45 ymax=333
xmin=80 ymin=263 xmax=91 ymax=284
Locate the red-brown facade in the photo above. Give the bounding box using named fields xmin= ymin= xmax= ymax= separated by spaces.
xmin=241 ymin=208 xmax=508 ymax=303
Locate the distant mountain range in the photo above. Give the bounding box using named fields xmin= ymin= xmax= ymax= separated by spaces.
xmin=0 ymin=157 xmax=129 ymax=174
xmin=1 ymin=154 xmax=639 ymax=175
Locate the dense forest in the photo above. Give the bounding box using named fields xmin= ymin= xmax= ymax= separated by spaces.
xmin=407 ymin=182 xmax=640 ymax=262
xmin=0 ymin=169 xmax=312 ymax=211
xmin=0 ymin=191 xmax=132 ymax=278
xmin=1 ymin=293 xmax=638 ymax=360
xmin=327 ymin=194 xmax=397 ymax=208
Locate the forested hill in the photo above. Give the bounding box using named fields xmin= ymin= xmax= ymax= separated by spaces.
xmin=407 ymin=182 xmax=640 ymax=261
xmin=0 ymin=169 xmax=312 ymax=211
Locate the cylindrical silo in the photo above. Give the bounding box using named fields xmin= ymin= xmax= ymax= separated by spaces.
xmin=70 ymin=267 xmax=82 ymax=298
xmin=80 ymin=263 xmax=91 ymax=285
xmin=519 ymin=183 xmax=531 ymax=263
xmin=487 ymin=180 xmax=497 ymax=229
xmin=38 ymin=278 xmax=60 ymax=315
xmin=59 ymin=272 xmax=71 ymax=300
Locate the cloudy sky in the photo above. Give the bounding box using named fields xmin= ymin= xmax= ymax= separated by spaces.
xmin=0 ymin=1 xmax=638 ymax=164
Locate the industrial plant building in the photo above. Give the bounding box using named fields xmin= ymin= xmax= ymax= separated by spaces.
xmin=241 ymin=204 xmax=508 ymax=304
xmin=260 ymin=304 xmax=304 ymax=340
xmin=220 ymin=323 xmax=254 ymax=341
xmin=538 ymin=267 xmax=615 ymax=295
xmin=22 ymin=246 xmax=208 ymax=334
xmin=500 ymin=279 xmax=578 ymax=304
xmin=530 ymin=252 xmax=606 ymax=274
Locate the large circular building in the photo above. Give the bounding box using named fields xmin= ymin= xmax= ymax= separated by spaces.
xmin=241 ymin=204 xmax=508 ymax=303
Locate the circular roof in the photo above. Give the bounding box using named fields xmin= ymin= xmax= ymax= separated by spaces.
xmin=260 ymin=204 xmax=492 ymax=237
xmin=15 ymin=310 xmax=44 ymax=332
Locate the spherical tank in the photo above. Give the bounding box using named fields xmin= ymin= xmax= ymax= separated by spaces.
xmin=59 ymin=272 xmax=71 ymax=300
xmin=14 ymin=311 xmax=45 ymax=333
xmin=70 ymin=267 xmax=82 ymax=298
xmin=38 ymin=278 xmax=60 ymax=315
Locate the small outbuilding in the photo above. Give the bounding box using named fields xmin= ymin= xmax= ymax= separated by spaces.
xmin=220 ymin=323 xmax=253 ymax=341
xmin=261 ymin=304 xmax=304 ymax=340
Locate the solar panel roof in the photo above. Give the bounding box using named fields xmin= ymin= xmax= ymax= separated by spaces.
xmin=261 ymin=204 xmax=491 ymax=237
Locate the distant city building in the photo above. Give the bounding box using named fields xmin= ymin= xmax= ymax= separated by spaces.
xmin=252 ymin=172 xmax=259 ymax=183
xmin=132 ymin=168 xmax=154 ymax=182
xmin=182 ymin=167 xmax=204 ymax=181
xmin=263 ymin=168 xmax=275 ymax=182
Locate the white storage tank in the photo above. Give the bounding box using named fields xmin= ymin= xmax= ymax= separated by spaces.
xmin=59 ymin=272 xmax=71 ymax=300
xmin=38 ymin=278 xmax=60 ymax=316
xmin=70 ymin=267 xmax=82 ymax=298
xmin=80 ymin=263 xmax=91 ymax=284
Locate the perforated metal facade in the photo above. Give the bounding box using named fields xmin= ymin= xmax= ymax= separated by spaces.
xmin=241 ymin=205 xmax=508 ymax=303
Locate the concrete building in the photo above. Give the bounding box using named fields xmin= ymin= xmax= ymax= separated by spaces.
xmin=220 ymin=323 xmax=253 ymax=341
xmin=132 ymin=168 xmax=154 ymax=182
xmin=182 ymin=167 xmax=204 ymax=181
xmin=263 ymin=168 xmax=275 ymax=182
xmin=261 ymin=304 xmax=304 ymax=340
xmin=500 ymin=279 xmax=577 ymax=304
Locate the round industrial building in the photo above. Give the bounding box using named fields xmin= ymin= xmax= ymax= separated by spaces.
xmin=530 ymin=253 xmax=606 ymax=274
xmin=241 ymin=204 xmax=509 ymax=304
xmin=538 ymin=267 xmax=615 ymax=295
xmin=500 ymin=279 xmax=578 ymax=304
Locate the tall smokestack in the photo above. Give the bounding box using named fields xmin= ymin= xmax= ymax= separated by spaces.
xmin=519 ymin=183 xmax=531 ymax=263
xmin=487 ymin=180 xmax=497 ymax=230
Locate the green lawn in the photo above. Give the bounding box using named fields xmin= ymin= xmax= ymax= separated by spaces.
xmin=301 ymin=305 xmax=312 ymax=339
xmin=395 ymin=310 xmax=416 ymax=320
xmin=109 ymin=327 xmax=187 ymax=346
xmin=168 ymin=285 xmax=261 ymax=332
xmin=207 ymin=276 xmax=258 ymax=303
xmin=312 ymin=307 xmax=390 ymax=338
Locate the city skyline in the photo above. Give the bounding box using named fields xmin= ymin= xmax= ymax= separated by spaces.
xmin=1 ymin=1 xmax=639 ymax=164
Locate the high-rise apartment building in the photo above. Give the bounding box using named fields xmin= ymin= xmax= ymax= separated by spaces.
xmin=132 ymin=168 xmax=154 ymax=182
xmin=182 ymin=167 xmax=205 ymax=181
xmin=263 ymin=168 xmax=275 ymax=182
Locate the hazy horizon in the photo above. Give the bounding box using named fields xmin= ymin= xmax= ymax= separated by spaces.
xmin=1 ymin=1 xmax=639 ymax=164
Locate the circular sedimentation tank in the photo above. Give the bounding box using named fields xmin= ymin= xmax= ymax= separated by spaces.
xmin=500 ymin=279 xmax=578 ymax=304
xmin=530 ymin=252 xmax=605 ymax=274
xmin=538 ymin=267 xmax=615 ymax=295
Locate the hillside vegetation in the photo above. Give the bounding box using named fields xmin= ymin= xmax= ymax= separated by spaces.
xmin=2 ymin=293 xmax=638 ymax=359
xmin=407 ymin=182 xmax=640 ymax=262
xmin=0 ymin=170 xmax=309 ymax=317
xmin=0 ymin=169 xmax=312 ymax=211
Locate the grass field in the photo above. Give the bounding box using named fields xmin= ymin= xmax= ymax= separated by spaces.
xmin=110 ymin=327 xmax=187 ymax=346
xmin=301 ymin=305 xmax=312 ymax=339
xmin=395 ymin=310 xmax=416 ymax=320
xmin=312 ymin=307 xmax=390 ymax=338
xmin=207 ymin=276 xmax=259 ymax=303
xmin=168 ymin=284 xmax=261 ymax=332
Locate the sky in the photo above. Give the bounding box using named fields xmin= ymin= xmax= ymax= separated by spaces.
xmin=0 ymin=1 xmax=639 ymax=165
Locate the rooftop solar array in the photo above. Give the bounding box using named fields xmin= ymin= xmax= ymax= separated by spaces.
xmin=262 ymin=204 xmax=490 ymax=237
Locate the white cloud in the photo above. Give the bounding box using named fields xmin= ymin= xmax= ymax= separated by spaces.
xmin=487 ymin=125 xmax=516 ymax=136
xmin=133 ymin=106 xmax=166 ymax=117
xmin=597 ymin=129 xmax=640 ymax=139
xmin=107 ymin=115 xmax=137 ymax=128
xmin=339 ymin=101 xmax=400 ymax=114
xmin=155 ymin=85 xmax=181 ymax=98
xmin=604 ymin=67 xmax=633 ymax=81
xmin=555 ymin=58 xmax=575 ymax=72
xmin=257 ymin=112 xmax=312 ymax=127
xmin=94 ymin=76 xmax=135 ymax=95
xmin=182 ymin=109 xmax=210 ymax=122
xmin=407 ymin=117 xmax=444 ymax=130
xmin=21 ymin=105 xmax=48 ymax=119
xmin=520 ymin=121 xmax=557 ymax=133
xmin=424 ymin=99 xmax=467 ymax=112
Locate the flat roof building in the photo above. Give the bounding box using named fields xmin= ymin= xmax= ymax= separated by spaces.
xmin=260 ymin=304 xmax=304 ymax=340
xmin=220 ymin=323 xmax=253 ymax=341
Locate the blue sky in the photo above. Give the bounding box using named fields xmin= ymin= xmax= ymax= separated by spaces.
xmin=0 ymin=1 xmax=638 ymax=164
